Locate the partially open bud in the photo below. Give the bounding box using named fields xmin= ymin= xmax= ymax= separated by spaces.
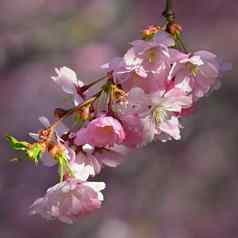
xmin=142 ymin=25 xmax=161 ymax=40
xmin=167 ymin=22 xmax=182 ymax=35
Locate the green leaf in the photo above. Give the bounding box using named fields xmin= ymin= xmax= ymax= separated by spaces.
xmin=27 ymin=144 xmax=42 ymax=163
xmin=6 ymin=135 xmax=43 ymax=164
xmin=56 ymin=152 xmax=73 ymax=182
xmin=6 ymin=135 xmax=29 ymax=151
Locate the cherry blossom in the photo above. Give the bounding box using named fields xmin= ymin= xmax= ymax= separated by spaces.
xmin=117 ymin=86 xmax=192 ymax=141
xmin=30 ymin=179 xmax=105 ymax=224
xmin=103 ymin=32 xmax=175 ymax=93
xmin=74 ymin=116 xmax=125 ymax=148
xmin=52 ymin=66 xmax=84 ymax=105
xmin=71 ymin=144 xmax=124 ymax=176
xmin=168 ymin=51 xmax=220 ymax=100
xmin=6 ymin=2 xmax=231 ymax=224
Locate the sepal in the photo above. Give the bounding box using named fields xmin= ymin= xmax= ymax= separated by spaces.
xmin=6 ymin=135 xmax=29 ymax=151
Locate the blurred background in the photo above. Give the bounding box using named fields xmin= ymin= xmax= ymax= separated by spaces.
xmin=0 ymin=0 xmax=237 ymax=237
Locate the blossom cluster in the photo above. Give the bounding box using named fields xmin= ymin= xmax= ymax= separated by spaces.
xmin=7 ymin=26 xmax=226 ymax=224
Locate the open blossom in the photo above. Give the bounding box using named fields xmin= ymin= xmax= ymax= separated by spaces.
xmin=30 ymin=179 xmax=105 ymax=224
xmin=52 ymin=66 xmax=85 ymax=105
xmin=103 ymin=32 xmax=175 ymax=93
xmin=6 ymin=13 xmax=231 ymax=224
xmin=74 ymin=116 xmax=125 ymax=147
xmin=70 ymin=144 xmax=124 ymax=176
xmin=118 ymin=86 xmax=192 ymax=142
xmin=110 ymin=108 xmax=155 ymax=148
xmin=168 ymin=50 xmax=220 ymax=100
xmin=69 ymin=160 xmax=95 ymax=181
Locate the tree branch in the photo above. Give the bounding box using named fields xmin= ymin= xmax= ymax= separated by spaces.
xmin=162 ymin=0 xmax=175 ymax=23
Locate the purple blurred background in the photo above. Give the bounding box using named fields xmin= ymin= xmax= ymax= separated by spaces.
xmin=0 ymin=0 xmax=238 ymax=237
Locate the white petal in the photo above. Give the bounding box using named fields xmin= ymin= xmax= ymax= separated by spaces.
xmin=85 ymin=182 xmax=106 ymax=192
xmin=29 ymin=132 xmax=40 ymax=141
xmin=124 ymin=48 xmax=142 ymax=66
xmin=175 ymin=77 xmax=192 ymax=93
xmin=82 ymin=144 xmax=95 ymax=154
xmin=70 ymin=163 xmax=92 ymax=181
xmin=189 ymin=55 xmax=204 ymax=66
xmin=52 ymin=66 xmax=84 ymax=95
xmin=159 ymin=116 xmax=181 ymax=140
xmin=39 ymin=116 xmax=50 ymax=128
xmin=180 ymin=55 xmax=204 ymax=66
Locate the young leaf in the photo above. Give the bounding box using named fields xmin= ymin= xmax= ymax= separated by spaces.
xmin=56 ymin=152 xmax=73 ymax=182
xmin=27 ymin=144 xmax=43 ymax=163
xmin=6 ymin=135 xmax=29 ymax=151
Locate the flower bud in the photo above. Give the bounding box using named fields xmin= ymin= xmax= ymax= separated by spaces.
xmin=167 ymin=22 xmax=182 ymax=35
xmin=142 ymin=25 xmax=161 ymax=40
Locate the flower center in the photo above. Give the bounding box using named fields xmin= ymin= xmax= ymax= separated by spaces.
xmin=186 ymin=62 xmax=198 ymax=77
xmin=152 ymin=106 xmax=168 ymax=126
xmin=147 ymin=48 xmax=158 ymax=64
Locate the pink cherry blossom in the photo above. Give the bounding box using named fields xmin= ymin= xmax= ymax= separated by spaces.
xmin=5 ymin=3 xmax=232 ymax=225
xmin=158 ymin=116 xmax=182 ymax=141
xmin=51 ymin=66 xmax=84 ymax=105
xmin=104 ymin=32 xmax=175 ymax=93
xmin=30 ymin=179 xmax=105 ymax=224
xmin=69 ymin=161 xmax=95 ymax=181
xmin=118 ymin=87 xmax=192 ymax=142
xmin=121 ymin=114 xmax=156 ymax=148
xmin=168 ymin=50 xmax=220 ymax=100
xmin=131 ymin=31 xmax=175 ymax=54
xmin=71 ymin=144 xmax=124 ymax=176
xmin=74 ymin=116 xmax=125 ymax=147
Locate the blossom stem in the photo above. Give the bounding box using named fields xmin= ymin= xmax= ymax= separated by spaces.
xmin=52 ymin=88 xmax=104 ymax=129
xmin=176 ymin=34 xmax=188 ymax=53
xmin=81 ymin=75 xmax=108 ymax=92
xmin=162 ymin=0 xmax=188 ymax=53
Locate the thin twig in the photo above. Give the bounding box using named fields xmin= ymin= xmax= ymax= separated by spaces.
xmin=162 ymin=0 xmax=175 ymax=23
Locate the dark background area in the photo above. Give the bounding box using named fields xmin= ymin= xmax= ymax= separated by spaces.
xmin=0 ymin=0 xmax=237 ymax=237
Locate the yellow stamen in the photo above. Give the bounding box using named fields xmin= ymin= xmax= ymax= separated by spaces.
xmin=186 ymin=62 xmax=198 ymax=77
xmin=147 ymin=48 xmax=158 ymax=64
xmin=153 ymin=106 xmax=168 ymax=126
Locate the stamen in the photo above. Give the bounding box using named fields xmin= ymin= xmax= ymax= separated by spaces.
xmin=147 ymin=48 xmax=158 ymax=64
xmin=153 ymin=106 xmax=168 ymax=126
xmin=186 ymin=62 xmax=198 ymax=77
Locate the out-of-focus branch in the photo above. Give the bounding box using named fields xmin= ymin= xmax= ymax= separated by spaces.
xmin=162 ymin=0 xmax=175 ymax=23
xmin=162 ymin=0 xmax=188 ymax=53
